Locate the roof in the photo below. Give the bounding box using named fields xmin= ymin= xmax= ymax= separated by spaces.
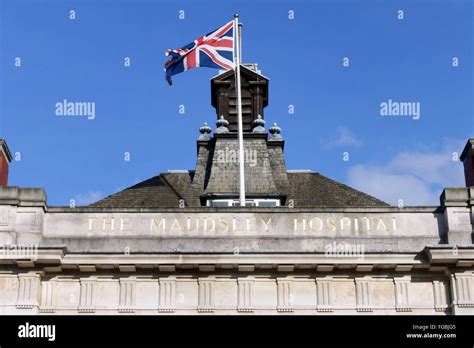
xmin=89 ymin=171 xmax=388 ymax=208
xmin=89 ymin=173 xmax=194 ymax=208
xmin=286 ymin=172 xmax=388 ymax=207
xmin=210 ymin=64 xmax=269 ymax=109
xmin=460 ymin=138 xmax=474 ymax=161
xmin=0 ymin=139 xmax=12 ymax=163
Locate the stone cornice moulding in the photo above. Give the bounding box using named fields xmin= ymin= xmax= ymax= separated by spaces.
xmin=425 ymin=246 xmax=474 ymax=264
xmin=2 ymin=247 xmax=474 ymax=270
xmin=44 ymin=206 xmax=442 ymax=214
xmin=0 ymin=187 xmax=47 ymax=209
xmin=440 ymin=188 xmax=472 ymax=208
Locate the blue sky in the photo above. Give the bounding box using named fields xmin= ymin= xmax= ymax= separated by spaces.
xmin=0 ymin=0 xmax=473 ymax=206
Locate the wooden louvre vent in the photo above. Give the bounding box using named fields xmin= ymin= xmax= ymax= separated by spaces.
xmin=211 ymin=64 xmax=269 ymax=133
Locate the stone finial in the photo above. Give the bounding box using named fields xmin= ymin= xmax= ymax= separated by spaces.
xmin=269 ymin=122 xmax=283 ymax=141
xmin=215 ymin=115 xmax=230 ymax=134
xmin=198 ymin=122 xmax=212 ymax=141
xmin=252 ymin=114 xmax=266 ymax=134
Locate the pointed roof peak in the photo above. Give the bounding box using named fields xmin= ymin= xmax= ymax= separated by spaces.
xmin=212 ymin=63 xmax=269 ymax=81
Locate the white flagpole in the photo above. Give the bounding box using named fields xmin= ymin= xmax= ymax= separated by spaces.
xmin=234 ymin=14 xmax=246 ymax=207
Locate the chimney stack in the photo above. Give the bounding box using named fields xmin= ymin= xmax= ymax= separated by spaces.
xmin=460 ymin=138 xmax=474 ymax=187
xmin=0 ymin=140 xmax=12 ymax=186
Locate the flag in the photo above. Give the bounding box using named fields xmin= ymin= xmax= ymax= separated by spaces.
xmin=164 ymin=20 xmax=234 ymax=85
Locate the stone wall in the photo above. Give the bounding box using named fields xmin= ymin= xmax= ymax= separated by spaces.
xmin=1 ymin=268 xmax=473 ymax=315
xmin=0 ymin=186 xmax=473 ymax=315
xmin=204 ymin=136 xmax=278 ymax=194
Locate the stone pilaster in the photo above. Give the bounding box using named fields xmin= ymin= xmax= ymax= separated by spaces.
xmin=316 ymin=277 xmax=334 ymax=312
xmin=277 ymin=278 xmax=294 ymax=312
xmin=394 ymin=277 xmax=411 ymax=312
xmin=78 ymin=278 xmax=96 ymax=313
xmin=432 ymin=279 xmax=450 ymax=312
xmin=237 ymin=278 xmax=254 ymax=312
xmin=449 ymin=272 xmax=474 ymax=314
xmin=355 ymin=278 xmax=373 ymax=312
xmin=158 ymin=278 xmax=176 ymax=312
xmin=198 ymin=278 xmax=214 ymax=312
xmin=16 ymin=272 xmax=42 ymax=311
xmin=119 ymin=278 xmax=136 ymax=313
xmin=39 ymin=279 xmax=56 ymax=313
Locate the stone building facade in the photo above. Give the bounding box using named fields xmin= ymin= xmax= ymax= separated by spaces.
xmin=0 ymin=65 xmax=473 ymax=315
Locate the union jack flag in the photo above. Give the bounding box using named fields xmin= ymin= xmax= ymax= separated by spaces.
xmin=164 ymin=20 xmax=235 ymax=85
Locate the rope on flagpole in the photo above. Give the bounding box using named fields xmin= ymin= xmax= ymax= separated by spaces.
xmin=238 ymin=22 xmax=243 ymax=62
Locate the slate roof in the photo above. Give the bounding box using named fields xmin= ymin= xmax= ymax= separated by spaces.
xmin=90 ymin=173 xmax=194 ymax=208
xmin=89 ymin=171 xmax=388 ymax=208
xmin=286 ymin=172 xmax=388 ymax=207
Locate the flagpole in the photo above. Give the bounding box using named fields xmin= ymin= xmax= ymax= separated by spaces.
xmin=234 ymin=13 xmax=246 ymax=207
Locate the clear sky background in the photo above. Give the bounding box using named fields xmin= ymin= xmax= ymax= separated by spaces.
xmin=1 ymin=0 xmax=473 ymax=206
